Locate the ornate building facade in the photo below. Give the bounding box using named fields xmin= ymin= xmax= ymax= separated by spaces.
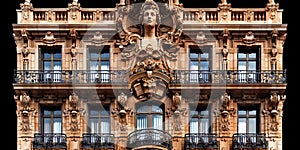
xmin=12 ymin=0 xmax=287 ymax=150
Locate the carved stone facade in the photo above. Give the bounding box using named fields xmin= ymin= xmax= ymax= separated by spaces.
xmin=12 ymin=0 xmax=287 ymax=150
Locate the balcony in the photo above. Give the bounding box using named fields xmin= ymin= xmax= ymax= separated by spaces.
xmin=232 ymin=133 xmax=267 ymax=149
xmin=127 ymin=129 xmax=172 ymax=150
xmin=16 ymin=5 xmax=284 ymax=25
xmin=13 ymin=70 xmax=286 ymax=85
xmin=32 ymin=133 xmax=67 ymax=149
xmin=184 ymin=133 xmax=218 ymax=150
xmin=81 ymin=133 xmax=115 ymax=149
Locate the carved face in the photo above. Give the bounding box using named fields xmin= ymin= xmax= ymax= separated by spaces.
xmin=142 ymin=9 xmax=157 ymax=27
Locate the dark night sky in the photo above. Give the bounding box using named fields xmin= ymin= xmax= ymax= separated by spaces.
xmin=2 ymin=0 xmax=291 ymax=149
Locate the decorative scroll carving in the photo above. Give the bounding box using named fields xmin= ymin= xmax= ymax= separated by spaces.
xmin=68 ymin=0 xmax=81 ymax=20
xmin=64 ymin=92 xmax=81 ymax=131
xmin=244 ymin=9 xmax=254 ymax=22
xmin=17 ymin=92 xmax=35 ymax=132
xmin=266 ymin=0 xmax=279 ymax=21
xmin=43 ymin=31 xmax=56 ymax=44
xmin=112 ymin=93 xmax=133 ymax=131
xmin=195 ymin=9 xmax=205 ymax=21
xmin=243 ymin=31 xmax=256 ymax=44
xmin=264 ymin=91 xmax=286 ymax=131
xmin=118 ymin=0 xmax=184 ymax=100
xmin=91 ymin=31 xmax=105 ymax=45
xmin=20 ymin=92 xmax=31 ymax=112
xmin=20 ymin=0 xmax=33 ymax=20
xmin=195 ymin=31 xmax=207 ymax=44
xmin=218 ymin=0 xmax=231 ymax=22
xmin=219 ymin=92 xmax=235 ymax=131
xmin=270 ymin=29 xmax=278 ymax=58
xmin=268 ymin=92 xmax=280 ymax=113
xmin=172 ymin=92 xmax=181 ymax=108
xmin=221 ymin=29 xmax=230 ymax=59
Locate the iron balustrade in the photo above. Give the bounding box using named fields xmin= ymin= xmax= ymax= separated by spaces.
xmin=32 ymin=133 xmax=67 ymax=149
xmin=232 ymin=133 xmax=267 ymax=149
xmin=13 ymin=70 xmax=286 ymax=84
xmin=81 ymin=133 xmax=114 ymax=149
xmin=184 ymin=133 xmax=218 ymax=149
xmin=127 ymin=129 xmax=172 ymax=149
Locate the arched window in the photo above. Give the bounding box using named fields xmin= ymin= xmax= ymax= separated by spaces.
xmin=136 ymin=101 xmax=164 ymax=130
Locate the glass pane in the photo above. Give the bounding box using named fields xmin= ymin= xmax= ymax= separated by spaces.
xmin=137 ymin=106 xmax=148 ymax=113
xmin=238 ymin=110 xmax=246 ymax=115
xmin=90 ymin=118 xmax=99 ymax=133
xmin=43 ymin=118 xmax=51 ymax=133
xmin=249 ymin=53 xmax=256 ymax=58
xmin=53 ymin=52 xmax=62 ymax=59
xmin=200 ymin=53 xmax=209 ymax=59
xmin=249 ymin=110 xmax=256 ymax=115
xmin=249 ymin=118 xmax=256 ymax=133
xmin=53 ymin=118 xmax=62 ymax=133
xmin=44 ymin=110 xmax=51 ymax=115
xmin=190 ymin=61 xmax=198 ymax=70
xmin=44 ymin=61 xmax=51 ymax=70
xmin=54 ymin=62 xmax=62 ymax=70
xmin=43 ymin=53 xmax=51 ymax=59
xmin=90 ymin=52 xmax=99 ymax=59
xmin=190 ymin=53 xmax=198 ymax=59
xmin=101 ymin=61 xmax=110 ymax=70
xmin=200 ymin=61 xmax=209 ymax=70
xmin=190 ymin=110 xmax=198 ymax=117
xmin=101 ymin=52 xmax=110 ymax=58
xmin=90 ymin=110 xmax=99 ymax=116
xmin=190 ymin=118 xmax=198 ymax=133
xmin=54 ymin=110 xmax=61 ymax=116
xmin=152 ymin=105 xmax=162 ymax=113
xmin=238 ymin=62 xmax=246 ymax=70
xmin=152 ymin=115 xmax=163 ymax=130
xmin=90 ymin=61 xmax=98 ymax=70
xmin=238 ymin=118 xmax=246 ymax=133
xmin=101 ymin=118 xmax=110 ymax=133
xmin=248 ymin=61 xmax=256 ymax=70
xmin=137 ymin=115 xmax=147 ymax=130
xmin=200 ymin=118 xmax=209 ymax=133
xmin=238 ymin=53 xmax=246 ymax=58
xmin=200 ymin=110 xmax=209 ymax=116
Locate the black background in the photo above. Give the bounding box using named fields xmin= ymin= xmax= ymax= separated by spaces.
xmin=2 ymin=0 xmax=291 ymax=149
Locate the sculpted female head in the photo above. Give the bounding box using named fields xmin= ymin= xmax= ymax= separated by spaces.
xmin=139 ymin=0 xmax=161 ymax=26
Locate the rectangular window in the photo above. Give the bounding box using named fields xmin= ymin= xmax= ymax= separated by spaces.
xmin=87 ymin=45 xmax=110 ymax=83
xmin=189 ymin=45 xmax=212 ymax=83
xmin=189 ymin=105 xmax=211 ymax=133
xmin=39 ymin=46 xmax=62 ymax=83
xmin=237 ymin=45 xmax=260 ymax=83
xmin=237 ymin=105 xmax=259 ymax=133
xmin=87 ymin=104 xmax=110 ymax=134
xmin=41 ymin=106 xmax=62 ymax=133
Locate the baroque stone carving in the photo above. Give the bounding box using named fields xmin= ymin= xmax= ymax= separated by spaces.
xmin=43 ymin=31 xmax=56 ymax=44
xmin=117 ymin=0 xmax=183 ymax=100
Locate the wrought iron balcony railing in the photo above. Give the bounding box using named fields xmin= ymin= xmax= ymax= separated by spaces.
xmin=127 ymin=129 xmax=172 ymax=150
xmin=232 ymin=133 xmax=267 ymax=149
xmin=81 ymin=133 xmax=115 ymax=149
xmin=184 ymin=133 xmax=218 ymax=149
xmin=13 ymin=70 xmax=286 ymax=85
xmin=32 ymin=133 xmax=67 ymax=149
